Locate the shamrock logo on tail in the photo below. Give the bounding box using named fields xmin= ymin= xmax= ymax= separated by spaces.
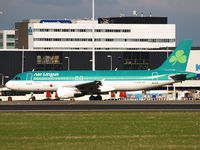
xmin=169 ymin=50 xmax=187 ymax=65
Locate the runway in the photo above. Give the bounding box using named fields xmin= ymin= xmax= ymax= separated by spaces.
xmin=1 ymin=100 xmax=200 ymax=111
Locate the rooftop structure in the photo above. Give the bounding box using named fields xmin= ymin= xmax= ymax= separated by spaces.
xmin=98 ymin=16 xmax=167 ymax=24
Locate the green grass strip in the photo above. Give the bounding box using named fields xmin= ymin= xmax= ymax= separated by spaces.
xmin=0 ymin=111 xmax=200 ymax=150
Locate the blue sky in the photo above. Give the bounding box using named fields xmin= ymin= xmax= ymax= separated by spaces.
xmin=0 ymin=0 xmax=200 ymax=46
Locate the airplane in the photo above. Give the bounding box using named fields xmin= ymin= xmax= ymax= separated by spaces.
xmin=6 ymin=39 xmax=196 ymax=100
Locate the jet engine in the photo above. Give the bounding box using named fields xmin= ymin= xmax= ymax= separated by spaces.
xmin=57 ymin=87 xmax=77 ymax=99
xmin=99 ymin=86 xmax=115 ymax=93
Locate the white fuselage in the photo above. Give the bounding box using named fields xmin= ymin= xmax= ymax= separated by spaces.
xmin=6 ymin=80 xmax=175 ymax=92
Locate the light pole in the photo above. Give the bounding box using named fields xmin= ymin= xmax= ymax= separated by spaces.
xmin=92 ymin=0 xmax=95 ymax=71
xmin=89 ymin=59 xmax=93 ymax=70
xmin=65 ymin=57 xmax=70 ymax=70
xmin=22 ymin=51 xmax=24 ymax=73
xmin=166 ymin=46 xmax=169 ymax=98
xmin=0 ymin=74 xmax=9 ymax=85
xmin=107 ymin=55 xmax=112 ymax=70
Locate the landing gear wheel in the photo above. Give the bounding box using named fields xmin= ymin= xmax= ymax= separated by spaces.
xmin=89 ymin=95 xmax=95 ymax=100
xmin=70 ymin=98 xmax=75 ymax=101
xmin=96 ymin=95 xmax=102 ymax=101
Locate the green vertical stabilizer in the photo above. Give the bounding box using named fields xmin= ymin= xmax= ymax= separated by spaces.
xmin=156 ymin=39 xmax=193 ymax=71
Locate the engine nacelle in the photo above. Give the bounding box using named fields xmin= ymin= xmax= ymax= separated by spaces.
xmin=98 ymin=86 xmax=115 ymax=93
xmin=57 ymin=87 xmax=76 ymax=99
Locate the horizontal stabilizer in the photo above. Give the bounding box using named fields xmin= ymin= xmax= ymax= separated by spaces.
xmin=169 ymin=74 xmax=188 ymax=81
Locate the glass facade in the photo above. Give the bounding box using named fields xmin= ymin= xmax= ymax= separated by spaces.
xmin=36 ymin=52 xmax=63 ymax=70
xmin=35 ymin=51 xmax=151 ymax=71
xmin=124 ymin=52 xmax=150 ymax=70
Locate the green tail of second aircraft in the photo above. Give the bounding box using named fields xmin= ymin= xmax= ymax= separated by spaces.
xmin=156 ymin=39 xmax=193 ymax=72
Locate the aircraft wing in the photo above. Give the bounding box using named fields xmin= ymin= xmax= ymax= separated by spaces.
xmin=74 ymin=80 xmax=102 ymax=94
xmin=169 ymin=73 xmax=188 ymax=81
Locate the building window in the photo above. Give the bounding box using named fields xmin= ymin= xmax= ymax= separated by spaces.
xmin=33 ymin=38 xmax=175 ymax=43
xmin=33 ymin=28 xmax=131 ymax=33
xmin=36 ymin=52 xmax=63 ymax=70
xmin=7 ymin=35 xmax=15 ymax=38
xmin=7 ymin=42 xmax=15 ymax=49
xmin=37 ymin=55 xmax=61 ymax=64
xmin=0 ymin=33 xmax=3 ymax=39
xmin=123 ymin=52 xmax=150 ymax=70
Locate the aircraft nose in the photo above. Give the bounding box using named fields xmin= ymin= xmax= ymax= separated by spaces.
xmin=5 ymin=81 xmax=12 ymax=89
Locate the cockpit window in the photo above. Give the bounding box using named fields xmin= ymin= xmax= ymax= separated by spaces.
xmin=14 ymin=77 xmax=21 ymax=80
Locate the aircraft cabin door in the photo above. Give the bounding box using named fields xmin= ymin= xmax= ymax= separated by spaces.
xmin=26 ymin=73 xmax=33 ymax=85
xmin=152 ymin=72 xmax=158 ymax=84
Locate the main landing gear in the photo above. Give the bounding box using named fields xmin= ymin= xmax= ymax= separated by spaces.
xmin=89 ymin=95 xmax=102 ymax=101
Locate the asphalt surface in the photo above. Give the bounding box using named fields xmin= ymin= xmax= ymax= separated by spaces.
xmin=1 ymin=100 xmax=200 ymax=111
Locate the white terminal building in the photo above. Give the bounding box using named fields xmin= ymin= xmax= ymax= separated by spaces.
xmin=26 ymin=19 xmax=175 ymax=51
xmin=13 ymin=16 xmax=177 ymax=70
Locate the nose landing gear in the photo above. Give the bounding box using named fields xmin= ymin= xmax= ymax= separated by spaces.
xmin=29 ymin=96 xmax=36 ymax=101
xmin=29 ymin=92 xmax=36 ymax=101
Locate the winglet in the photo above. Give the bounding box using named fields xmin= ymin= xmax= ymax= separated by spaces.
xmin=156 ymin=39 xmax=193 ymax=71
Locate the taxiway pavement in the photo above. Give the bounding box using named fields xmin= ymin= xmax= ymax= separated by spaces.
xmin=0 ymin=100 xmax=200 ymax=111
